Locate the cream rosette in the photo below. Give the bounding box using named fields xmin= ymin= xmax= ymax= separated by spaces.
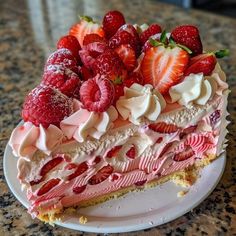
xmin=116 ymin=83 xmax=166 ymax=124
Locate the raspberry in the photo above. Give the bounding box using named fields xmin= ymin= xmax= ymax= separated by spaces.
xmin=93 ymin=49 xmax=127 ymax=83
xmin=103 ymin=11 xmax=126 ymax=39
xmin=79 ymin=42 xmax=108 ymax=69
xmin=79 ymin=75 xmax=114 ymax=112
xmin=42 ymin=65 xmax=81 ymax=99
xmin=140 ymin=24 xmax=162 ymax=45
xmin=22 ymin=85 xmax=73 ymax=128
xmin=57 ymin=35 xmax=81 ymax=62
xmin=83 ymin=33 xmax=106 ymax=46
xmin=79 ymin=65 xmax=94 ymax=81
xmin=45 ymin=48 xmax=78 ymax=73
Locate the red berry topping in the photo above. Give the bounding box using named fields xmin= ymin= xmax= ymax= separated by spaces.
xmin=149 ymin=122 xmax=179 ymax=134
xmin=103 ymin=10 xmax=126 ymax=39
xmin=83 ymin=33 xmax=106 ymax=46
xmin=109 ymin=24 xmax=140 ymax=56
xmin=135 ymin=179 xmax=147 ymax=186
xmin=40 ymin=156 xmax=63 ymax=177
xmin=142 ymin=34 xmax=161 ymax=53
xmin=107 ymin=145 xmax=122 ymax=158
xmin=45 ymin=48 xmax=78 ymax=74
xmin=79 ymin=75 xmax=115 ymax=112
xmin=37 ymin=178 xmax=60 ymax=196
xmin=79 ymin=65 xmax=94 ymax=81
xmin=140 ymin=24 xmax=162 ymax=45
xmin=126 ymin=145 xmax=136 ymax=159
xmin=124 ymin=72 xmax=144 ymax=88
xmin=141 ymin=45 xmax=189 ymax=94
xmin=42 ymin=65 xmax=81 ymax=99
xmin=69 ymin=17 xmax=104 ymax=47
xmin=79 ymin=42 xmax=108 ymax=69
xmin=22 ymin=85 xmax=73 ymax=128
xmin=115 ymin=44 xmax=136 ymax=71
xmin=184 ymin=53 xmax=217 ymax=76
xmin=73 ymin=185 xmax=86 ymax=194
xmin=88 ymin=165 xmax=114 ymax=185
xmin=173 ymin=147 xmax=194 ymax=162
xmin=57 ymin=35 xmax=81 ymax=62
xmin=93 ymin=49 xmax=127 ymax=83
xmin=170 ymin=25 xmax=203 ymax=55
xmin=67 ymin=162 xmax=88 ymax=180
xmin=113 ymin=84 xmax=124 ymax=104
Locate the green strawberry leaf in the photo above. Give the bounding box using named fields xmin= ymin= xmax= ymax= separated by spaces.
xmin=214 ymin=49 xmax=229 ymax=58
xmin=160 ymin=30 xmax=167 ymax=44
xmin=149 ymin=38 xmax=163 ymax=47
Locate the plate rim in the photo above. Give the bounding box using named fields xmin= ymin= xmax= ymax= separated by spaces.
xmin=3 ymin=140 xmax=226 ymax=233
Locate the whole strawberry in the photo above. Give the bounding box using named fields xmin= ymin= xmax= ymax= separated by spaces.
xmin=140 ymin=24 xmax=162 ymax=45
xmin=42 ymin=65 xmax=81 ymax=99
xmin=170 ymin=25 xmax=203 ymax=55
xmin=109 ymin=24 xmax=141 ymax=56
xmin=103 ymin=10 xmax=126 ymax=39
xmin=57 ymin=35 xmax=81 ymax=62
xmin=93 ymin=49 xmax=127 ymax=83
xmin=22 ymin=85 xmax=73 ymax=128
xmin=45 ymin=48 xmax=78 ymax=74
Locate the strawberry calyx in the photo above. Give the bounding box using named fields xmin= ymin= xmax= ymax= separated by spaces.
xmin=113 ymin=76 xmax=123 ymax=85
xmin=214 ymin=49 xmax=229 ymax=58
xmin=149 ymin=31 xmax=192 ymax=54
xmin=80 ymin=15 xmax=95 ymax=23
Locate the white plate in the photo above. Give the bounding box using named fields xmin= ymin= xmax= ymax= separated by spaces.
xmin=3 ymin=142 xmax=226 ymax=233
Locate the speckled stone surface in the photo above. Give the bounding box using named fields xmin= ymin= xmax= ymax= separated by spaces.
xmin=0 ymin=0 xmax=235 ymax=235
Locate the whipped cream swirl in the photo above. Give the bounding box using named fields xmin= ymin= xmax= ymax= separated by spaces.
xmin=169 ymin=73 xmax=218 ymax=106
xmin=9 ymin=122 xmax=64 ymax=158
xmin=60 ymin=105 xmax=118 ymax=142
xmin=116 ymin=83 xmax=166 ymax=124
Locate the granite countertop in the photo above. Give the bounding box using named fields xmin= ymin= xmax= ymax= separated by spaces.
xmin=0 ymin=0 xmax=235 ymax=235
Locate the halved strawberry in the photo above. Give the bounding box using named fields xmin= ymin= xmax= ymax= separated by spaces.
xmin=40 ymin=156 xmax=63 ymax=177
xmin=67 ymin=162 xmax=88 ymax=180
xmin=83 ymin=33 xmax=106 ymax=46
xmin=159 ymin=142 xmax=174 ymax=157
xmin=126 ymin=145 xmax=136 ymax=159
xmin=141 ymin=45 xmax=189 ymax=94
xmin=173 ymin=147 xmax=194 ymax=162
xmin=37 ymin=178 xmax=60 ymax=196
xmin=72 ymin=185 xmax=86 ymax=194
xmin=69 ymin=16 xmax=104 ymax=47
xmin=88 ymin=165 xmax=114 ymax=185
xmin=115 ymin=44 xmax=136 ymax=71
xmin=184 ymin=53 xmax=216 ymax=76
xmin=149 ymin=122 xmax=179 ymax=133
xmin=106 ymin=145 xmax=122 ymax=158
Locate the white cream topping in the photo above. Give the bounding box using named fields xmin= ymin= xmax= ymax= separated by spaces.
xmin=60 ymin=106 xmax=118 ymax=142
xmin=169 ymin=73 xmax=217 ymax=106
xmin=116 ymin=83 xmax=166 ymax=124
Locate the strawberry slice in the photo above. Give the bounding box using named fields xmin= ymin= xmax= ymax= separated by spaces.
xmin=173 ymin=147 xmax=194 ymax=162
xmin=149 ymin=122 xmax=179 ymax=133
xmin=72 ymin=185 xmax=86 ymax=194
xmin=126 ymin=145 xmax=136 ymax=159
xmin=106 ymin=145 xmax=122 ymax=158
xmin=67 ymin=162 xmax=88 ymax=180
xmin=141 ymin=45 xmax=189 ymax=94
xmin=37 ymin=178 xmax=60 ymax=196
xmin=134 ymin=179 xmax=147 ymax=186
xmin=184 ymin=53 xmax=216 ymax=76
xmin=179 ymin=125 xmax=197 ymax=139
xmin=88 ymin=165 xmax=114 ymax=185
xmin=159 ymin=142 xmax=174 ymax=157
xmin=40 ymin=156 xmax=63 ymax=177
xmin=69 ymin=16 xmax=104 ymax=47
xmin=115 ymin=44 xmax=136 ymax=71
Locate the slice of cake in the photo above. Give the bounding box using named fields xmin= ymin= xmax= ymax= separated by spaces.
xmin=9 ymin=10 xmax=229 ymax=223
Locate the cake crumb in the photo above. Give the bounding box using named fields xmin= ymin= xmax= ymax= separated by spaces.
xmin=79 ymin=216 xmax=88 ymax=224
xmin=177 ymin=190 xmax=188 ymax=197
